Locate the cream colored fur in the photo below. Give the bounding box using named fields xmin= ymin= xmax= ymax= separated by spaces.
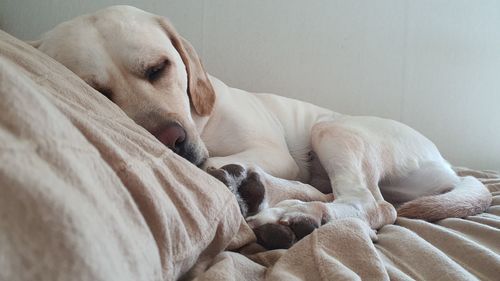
xmin=33 ymin=6 xmax=492 ymax=234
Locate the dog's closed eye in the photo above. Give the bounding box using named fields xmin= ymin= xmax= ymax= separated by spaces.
xmin=145 ymin=59 xmax=170 ymax=82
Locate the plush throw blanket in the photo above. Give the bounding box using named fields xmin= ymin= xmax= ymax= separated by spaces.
xmin=208 ymin=166 xmax=500 ymax=281
xmin=0 ymin=30 xmax=499 ymax=281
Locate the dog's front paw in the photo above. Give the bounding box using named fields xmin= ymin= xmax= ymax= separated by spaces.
xmin=207 ymin=164 xmax=265 ymax=217
xmin=246 ymin=200 xmax=329 ymax=249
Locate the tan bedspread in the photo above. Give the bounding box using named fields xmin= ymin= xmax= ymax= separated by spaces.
xmin=194 ymin=167 xmax=500 ymax=281
xmin=0 ymin=30 xmax=499 ymax=281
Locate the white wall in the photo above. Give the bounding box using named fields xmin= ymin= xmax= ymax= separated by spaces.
xmin=1 ymin=0 xmax=499 ymax=170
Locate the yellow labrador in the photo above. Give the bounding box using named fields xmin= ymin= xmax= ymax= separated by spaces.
xmin=33 ymin=6 xmax=491 ymax=249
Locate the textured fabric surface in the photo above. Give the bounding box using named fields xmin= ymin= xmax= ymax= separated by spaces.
xmin=196 ymin=171 xmax=500 ymax=281
xmin=0 ymin=30 xmax=243 ymax=281
xmin=1 ymin=30 xmax=499 ymax=281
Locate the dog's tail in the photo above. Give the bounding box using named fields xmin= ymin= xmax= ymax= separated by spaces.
xmin=397 ymin=176 xmax=492 ymax=221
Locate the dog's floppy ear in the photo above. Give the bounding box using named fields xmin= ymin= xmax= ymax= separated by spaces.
xmin=158 ymin=17 xmax=215 ymax=116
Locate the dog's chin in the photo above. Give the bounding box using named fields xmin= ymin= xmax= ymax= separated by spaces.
xmin=185 ymin=151 xmax=207 ymax=168
xmin=177 ymin=141 xmax=208 ymax=167
xmin=194 ymin=155 xmax=208 ymax=167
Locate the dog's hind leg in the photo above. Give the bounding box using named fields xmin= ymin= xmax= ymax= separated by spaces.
xmin=247 ymin=116 xmax=491 ymax=241
xmin=246 ymin=117 xmax=399 ymax=247
xmin=247 ymin=117 xmax=423 ymax=233
xmin=308 ymin=118 xmax=398 ymax=229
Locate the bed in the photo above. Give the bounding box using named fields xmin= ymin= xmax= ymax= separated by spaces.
xmin=0 ymin=29 xmax=499 ymax=281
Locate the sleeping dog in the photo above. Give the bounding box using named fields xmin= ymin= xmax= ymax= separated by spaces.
xmin=32 ymin=6 xmax=491 ymax=249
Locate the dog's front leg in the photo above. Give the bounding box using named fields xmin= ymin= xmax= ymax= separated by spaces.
xmin=206 ymin=162 xmax=333 ymax=218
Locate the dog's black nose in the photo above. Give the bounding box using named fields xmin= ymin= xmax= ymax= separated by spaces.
xmin=153 ymin=123 xmax=186 ymax=152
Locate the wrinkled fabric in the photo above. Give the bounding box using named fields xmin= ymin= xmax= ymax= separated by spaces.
xmin=0 ymin=30 xmax=243 ymax=281
xmin=202 ymin=178 xmax=499 ymax=281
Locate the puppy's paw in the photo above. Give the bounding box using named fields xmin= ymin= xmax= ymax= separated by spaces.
xmin=246 ymin=200 xmax=328 ymax=249
xmin=206 ymin=164 xmax=245 ymax=191
xmin=246 ymin=200 xmax=328 ymax=227
xmin=253 ymin=223 xmax=296 ymax=249
xmin=207 ymin=164 xmax=265 ymax=217
xmin=251 ymin=215 xmax=321 ymax=249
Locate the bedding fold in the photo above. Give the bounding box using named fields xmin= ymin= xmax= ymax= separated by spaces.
xmin=199 ymin=178 xmax=500 ymax=281
xmin=0 ymin=29 xmax=242 ymax=281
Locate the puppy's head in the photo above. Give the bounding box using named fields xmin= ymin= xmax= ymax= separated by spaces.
xmin=33 ymin=5 xmax=214 ymax=166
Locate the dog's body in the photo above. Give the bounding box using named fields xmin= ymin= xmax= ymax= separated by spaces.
xmin=204 ymin=76 xmax=489 ymax=231
xmin=33 ymin=6 xmax=491 ymax=249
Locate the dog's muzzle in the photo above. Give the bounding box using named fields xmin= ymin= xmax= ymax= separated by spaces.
xmin=153 ymin=122 xmax=186 ymax=150
xmin=152 ymin=122 xmax=206 ymax=166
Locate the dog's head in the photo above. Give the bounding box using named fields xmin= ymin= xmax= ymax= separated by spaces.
xmin=33 ymin=5 xmax=214 ymax=166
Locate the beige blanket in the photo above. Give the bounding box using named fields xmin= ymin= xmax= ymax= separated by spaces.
xmin=0 ymin=30 xmax=499 ymax=281
xmin=200 ymin=166 xmax=500 ymax=281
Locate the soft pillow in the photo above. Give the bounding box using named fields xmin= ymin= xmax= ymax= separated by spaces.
xmin=0 ymin=30 xmax=242 ymax=281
